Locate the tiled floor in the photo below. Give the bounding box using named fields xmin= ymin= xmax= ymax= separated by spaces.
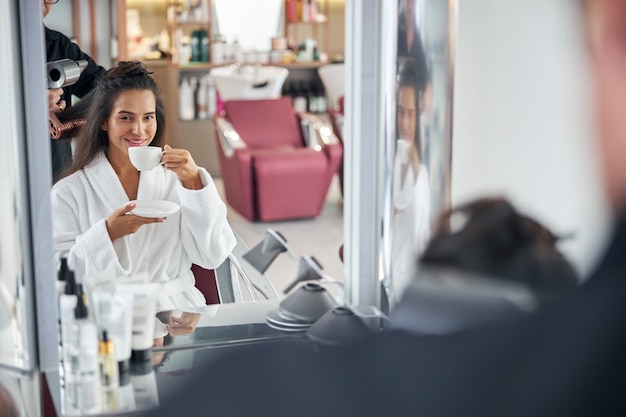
xmin=214 ymin=175 xmax=345 ymax=295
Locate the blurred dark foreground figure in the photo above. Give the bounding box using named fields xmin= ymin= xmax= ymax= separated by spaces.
xmin=150 ymin=1 xmax=626 ymax=416
xmin=420 ymin=197 xmax=579 ymax=297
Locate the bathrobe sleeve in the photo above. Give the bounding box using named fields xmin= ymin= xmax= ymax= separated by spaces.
xmin=176 ymin=168 xmax=236 ymax=270
xmin=51 ymin=177 xmax=129 ymax=277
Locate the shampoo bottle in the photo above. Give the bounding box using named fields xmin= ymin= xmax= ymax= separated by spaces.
xmin=179 ymin=78 xmax=195 ymax=121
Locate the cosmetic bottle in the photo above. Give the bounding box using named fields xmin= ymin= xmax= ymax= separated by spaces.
xmin=69 ymin=287 xmax=100 ymax=414
xmin=56 ymin=257 xmax=69 ymax=298
xmin=59 ymin=263 xmax=78 ymax=373
xmin=200 ymin=29 xmax=210 ymax=62
xmin=99 ymin=330 xmax=120 ymax=412
xmin=197 ymin=77 xmax=208 ymax=119
xmin=207 ymin=75 xmax=216 ymax=117
xmin=179 ymin=78 xmax=195 ymax=120
xmin=130 ymin=361 xmax=159 ymax=410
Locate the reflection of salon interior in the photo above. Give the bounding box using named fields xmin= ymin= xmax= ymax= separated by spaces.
xmin=2 ymin=1 xmax=610 ymax=416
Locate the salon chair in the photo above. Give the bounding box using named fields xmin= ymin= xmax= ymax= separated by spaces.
xmin=194 ymin=232 xmax=280 ymax=304
xmin=215 ymin=96 xmax=342 ymax=222
xmin=318 ymin=63 xmax=345 ymax=195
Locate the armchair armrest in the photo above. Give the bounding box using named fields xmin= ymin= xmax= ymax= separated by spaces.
xmin=215 ymin=115 xmax=248 ymax=157
xmin=297 ymin=113 xmax=341 ymax=151
xmin=329 ymin=110 xmax=344 ymax=139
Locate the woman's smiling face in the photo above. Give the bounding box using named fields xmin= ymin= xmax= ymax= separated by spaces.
xmin=102 ymin=89 xmax=157 ymax=160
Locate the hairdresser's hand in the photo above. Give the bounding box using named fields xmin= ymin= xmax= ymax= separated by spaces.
xmin=105 ymin=202 xmax=166 ymax=241
xmin=48 ymin=88 xmax=66 ymax=113
xmin=161 ymin=144 xmax=203 ymax=190
xmin=166 ymin=312 xmax=201 ymax=336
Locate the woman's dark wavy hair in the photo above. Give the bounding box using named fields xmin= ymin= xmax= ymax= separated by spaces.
xmin=55 ymin=61 xmax=165 ymax=182
xmin=420 ymin=197 xmax=579 ymax=296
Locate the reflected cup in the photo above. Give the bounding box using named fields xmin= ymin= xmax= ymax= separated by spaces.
xmin=128 ymin=147 xmax=163 ymax=171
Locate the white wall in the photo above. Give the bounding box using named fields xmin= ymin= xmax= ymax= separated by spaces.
xmin=452 ymin=0 xmax=611 ymax=277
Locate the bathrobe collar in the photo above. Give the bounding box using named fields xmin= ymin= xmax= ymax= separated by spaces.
xmin=84 ymin=152 xmax=166 ymax=205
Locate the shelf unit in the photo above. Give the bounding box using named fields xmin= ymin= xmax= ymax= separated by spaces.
xmin=167 ymin=14 xmax=212 ymax=66
xmin=284 ymin=0 xmax=330 ymax=59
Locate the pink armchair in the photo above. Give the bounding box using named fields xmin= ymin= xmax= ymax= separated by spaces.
xmin=215 ymin=97 xmax=342 ymax=222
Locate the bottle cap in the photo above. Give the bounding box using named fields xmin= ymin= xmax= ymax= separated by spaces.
xmin=99 ymin=330 xmax=115 ymax=355
xmin=130 ymin=354 xmax=153 ymax=375
xmin=61 ymin=258 xmax=77 ymax=295
xmin=131 ymin=348 xmax=153 ymax=364
xmin=58 ymin=257 xmax=69 ymax=282
xmin=74 ymin=284 xmax=88 ymax=319
xmin=118 ymin=360 xmax=131 ymax=386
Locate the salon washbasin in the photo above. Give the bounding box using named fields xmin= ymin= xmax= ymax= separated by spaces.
xmin=210 ymin=64 xmax=289 ymax=101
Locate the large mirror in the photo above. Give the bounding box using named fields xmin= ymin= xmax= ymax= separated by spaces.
xmin=387 ymin=0 xmax=453 ymax=305
xmin=33 ymin=0 xmax=454 ymax=413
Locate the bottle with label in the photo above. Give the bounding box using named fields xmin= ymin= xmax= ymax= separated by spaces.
xmin=286 ymin=0 xmax=296 ymax=22
xmin=211 ymin=35 xmax=226 ymax=65
xmin=99 ymin=330 xmax=120 ymax=412
xmin=199 ymin=29 xmax=210 ymax=62
xmin=293 ymin=82 xmax=308 ymax=113
xmin=190 ymin=30 xmax=201 ymax=62
xmin=58 ymin=258 xmax=76 ymax=405
xmin=232 ymin=36 xmax=244 ymax=63
xmin=207 ymin=75 xmax=216 ymax=117
xmin=69 ymin=286 xmax=100 ymax=414
xmin=179 ymin=78 xmax=195 ymax=121
xmin=59 ymin=261 xmax=77 ymax=374
xmin=197 ymin=76 xmax=208 ymax=119
xmin=316 ymin=81 xmax=327 ymax=113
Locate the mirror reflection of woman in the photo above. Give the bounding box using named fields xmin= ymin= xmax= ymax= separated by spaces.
xmin=391 ymin=58 xmax=432 ymax=303
xmin=51 ymin=61 xmax=236 ymax=311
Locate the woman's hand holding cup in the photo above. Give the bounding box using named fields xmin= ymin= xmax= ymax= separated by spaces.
xmin=161 ymin=144 xmax=203 ymax=190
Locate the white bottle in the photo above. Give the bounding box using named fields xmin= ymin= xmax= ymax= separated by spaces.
xmin=207 ymin=75 xmax=216 ymax=117
xmin=130 ymin=364 xmax=159 ymax=409
xmin=212 ymin=38 xmax=225 ymax=65
xmin=158 ymin=29 xmax=170 ymax=54
xmin=58 ymin=258 xmax=77 ymax=406
xmin=59 ymin=263 xmax=78 ymax=373
xmin=197 ymin=77 xmax=209 ymax=119
xmin=69 ymin=287 xmax=100 ymax=414
xmin=232 ymin=36 xmax=244 ymax=63
xmin=179 ymin=78 xmax=195 ymax=121
xmin=201 ymin=0 xmax=210 ymax=23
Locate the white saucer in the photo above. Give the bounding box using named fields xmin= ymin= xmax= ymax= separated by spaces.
xmin=129 ymin=200 xmax=180 ymax=218
xmin=266 ymin=320 xmax=309 ymax=332
xmin=266 ymin=309 xmax=312 ymax=329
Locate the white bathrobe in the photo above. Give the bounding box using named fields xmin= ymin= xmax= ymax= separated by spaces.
xmin=391 ymin=158 xmax=431 ymax=305
xmin=51 ymin=153 xmax=236 ymax=311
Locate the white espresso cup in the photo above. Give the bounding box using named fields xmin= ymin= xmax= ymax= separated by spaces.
xmin=128 ymin=146 xmax=163 ymax=171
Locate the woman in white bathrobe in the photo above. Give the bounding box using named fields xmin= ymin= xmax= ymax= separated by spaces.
xmin=389 ymin=58 xmax=432 ymax=305
xmin=51 ymin=61 xmax=236 ymax=311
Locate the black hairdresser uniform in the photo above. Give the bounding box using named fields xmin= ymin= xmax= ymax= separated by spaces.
xmin=397 ymin=12 xmax=429 ymax=94
xmin=46 ymin=27 xmax=105 ymax=179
